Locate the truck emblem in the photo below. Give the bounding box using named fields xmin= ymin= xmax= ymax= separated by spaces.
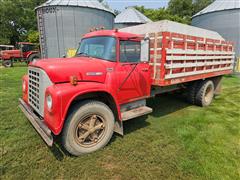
xmin=86 ymin=72 xmax=103 ymax=76
xmin=106 ymin=67 xmax=114 ymax=72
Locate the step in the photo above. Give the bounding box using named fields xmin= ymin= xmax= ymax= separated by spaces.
xmin=121 ymin=106 xmax=153 ymax=121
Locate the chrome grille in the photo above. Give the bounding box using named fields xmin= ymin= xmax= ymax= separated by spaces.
xmin=29 ymin=70 xmax=40 ymax=110
xmin=28 ymin=67 xmax=52 ymax=117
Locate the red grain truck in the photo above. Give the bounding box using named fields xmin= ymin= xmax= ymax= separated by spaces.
xmin=19 ymin=21 xmax=235 ymax=156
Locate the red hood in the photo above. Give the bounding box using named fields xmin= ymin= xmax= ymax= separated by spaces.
xmin=1 ymin=49 xmax=20 ymax=54
xmin=29 ymin=57 xmax=109 ymax=83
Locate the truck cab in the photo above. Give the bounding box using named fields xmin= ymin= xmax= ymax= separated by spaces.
xmin=20 ymin=30 xmax=152 ymax=156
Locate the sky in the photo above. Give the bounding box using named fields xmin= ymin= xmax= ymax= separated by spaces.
xmin=105 ymin=0 xmax=170 ymax=11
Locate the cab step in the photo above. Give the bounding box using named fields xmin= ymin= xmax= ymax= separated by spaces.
xmin=121 ymin=106 xmax=153 ymax=121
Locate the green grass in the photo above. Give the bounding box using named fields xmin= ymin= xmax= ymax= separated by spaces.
xmin=1 ymin=64 xmax=240 ymax=179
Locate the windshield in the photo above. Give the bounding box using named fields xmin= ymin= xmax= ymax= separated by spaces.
xmin=76 ymin=36 xmax=116 ymax=62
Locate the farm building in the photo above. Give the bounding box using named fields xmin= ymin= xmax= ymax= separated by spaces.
xmin=35 ymin=0 xmax=115 ymax=58
xmin=114 ymin=7 xmax=152 ymax=29
xmin=192 ymin=0 xmax=240 ymax=58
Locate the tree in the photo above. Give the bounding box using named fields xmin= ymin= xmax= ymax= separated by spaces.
xmin=193 ymin=0 xmax=214 ymax=14
xmin=168 ymin=0 xmax=193 ymax=17
xmin=168 ymin=0 xmax=214 ymax=18
xmin=135 ymin=6 xmax=190 ymax=24
xmin=0 ymin=0 xmax=45 ymax=45
xmin=27 ymin=30 xmax=40 ymax=44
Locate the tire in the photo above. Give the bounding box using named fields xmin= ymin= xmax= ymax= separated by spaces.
xmin=195 ymin=80 xmax=215 ymax=107
xmin=2 ymin=60 xmax=13 ymax=68
xmin=62 ymin=100 xmax=115 ymax=156
xmin=27 ymin=53 xmax=40 ymax=64
xmin=186 ymin=81 xmax=199 ymax=105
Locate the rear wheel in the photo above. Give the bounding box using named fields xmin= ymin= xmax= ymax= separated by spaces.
xmin=27 ymin=53 xmax=40 ymax=64
xmin=195 ymin=80 xmax=215 ymax=107
xmin=2 ymin=59 xmax=13 ymax=68
xmin=186 ymin=81 xmax=199 ymax=105
xmin=62 ymin=100 xmax=115 ymax=156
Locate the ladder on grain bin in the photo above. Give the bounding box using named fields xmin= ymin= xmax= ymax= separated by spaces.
xmin=37 ymin=9 xmax=47 ymax=58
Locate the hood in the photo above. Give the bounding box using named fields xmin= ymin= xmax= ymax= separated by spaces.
xmin=30 ymin=57 xmax=108 ymax=83
xmin=1 ymin=49 xmax=20 ymax=54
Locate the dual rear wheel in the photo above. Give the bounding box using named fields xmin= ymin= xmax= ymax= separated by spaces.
xmin=187 ymin=80 xmax=215 ymax=107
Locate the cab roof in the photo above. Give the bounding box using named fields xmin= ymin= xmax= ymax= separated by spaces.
xmin=17 ymin=42 xmax=35 ymax=45
xmin=83 ymin=30 xmax=142 ymax=40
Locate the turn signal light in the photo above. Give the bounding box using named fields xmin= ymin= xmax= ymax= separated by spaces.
xmin=70 ymin=76 xmax=78 ymax=86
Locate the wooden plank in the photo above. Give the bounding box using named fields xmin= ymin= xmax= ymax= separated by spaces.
xmin=167 ymin=49 xmax=235 ymax=55
xmin=165 ymin=66 xmax=233 ymax=79
xmin=165 ymin=61 xmax=233 ymax=69
xmin=167 ymin=55 xmax=235 ymax=61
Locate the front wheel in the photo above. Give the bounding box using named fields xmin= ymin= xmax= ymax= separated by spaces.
xmin=62 ymin=100 xmax=115 ymax=156
xmin=2 ymin=59 xmax=13 ymax=68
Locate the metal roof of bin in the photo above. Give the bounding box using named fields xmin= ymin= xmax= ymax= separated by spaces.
xmin=193 ymin=0 xmax=240 ymax=17
xmin=115 ymin=7 xmax=152 ymax=24
xmin=35 ymin=0 xmax=115 ymax=14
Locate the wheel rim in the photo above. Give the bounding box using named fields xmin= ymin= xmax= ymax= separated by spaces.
xmin=75 ymin=114 xmax=106 ymax=148
xmin=5 ymin=61 xmax=11 ymax=67
xmin=204 ymin=84 xmax=213 ymax=103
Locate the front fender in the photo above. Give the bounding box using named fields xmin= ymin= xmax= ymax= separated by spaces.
xmin=44 ymin=82 xmax=120 ymax=135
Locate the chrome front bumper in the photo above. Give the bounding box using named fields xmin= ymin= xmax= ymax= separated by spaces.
xmin=19 ymin=98 xmax=53 ymax=146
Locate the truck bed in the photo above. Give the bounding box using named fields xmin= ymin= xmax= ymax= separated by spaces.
xmin=120 ymin=20 xmax=235 ymax=86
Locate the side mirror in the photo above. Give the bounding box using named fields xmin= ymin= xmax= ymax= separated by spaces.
xmin=140 ymin=36 xmax=150 ymax=62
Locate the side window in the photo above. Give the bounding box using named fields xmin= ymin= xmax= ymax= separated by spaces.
xmin=120 ymin=41 xmax=140 ymax=63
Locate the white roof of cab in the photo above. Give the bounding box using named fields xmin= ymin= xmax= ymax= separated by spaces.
xmin=193 ymin=0 xmax=240 ymax=17
xmin=120 ymin=20 xmax=225 ymax=40
xmin=36 ymin=0 xmax=114 ymax=14
xmin=115 ymin=7 xmax=152 ymax=24
xmin=0 ymin=45 xmax=14 ymax=47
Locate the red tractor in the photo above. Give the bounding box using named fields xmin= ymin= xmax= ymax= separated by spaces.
xmin=0 ymin=42 xmax=40 ymax=67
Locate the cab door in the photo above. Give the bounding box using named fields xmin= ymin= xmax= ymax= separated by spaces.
xmin=115 ymin=40 xmax=151 ymax=104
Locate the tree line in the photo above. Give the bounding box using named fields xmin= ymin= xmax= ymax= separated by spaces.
xmin=136 ymin=0 xmax=214 ymax=24
xmin=0 ymin=0 xmax=213 ymax=45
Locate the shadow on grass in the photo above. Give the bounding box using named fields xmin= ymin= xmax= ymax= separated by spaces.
xmin=49 ymin=92 xmax=190 ymax=160
xmin=149 ymin=92 xmax=189 ymax=117
xmin=122 ymin=92 xmax=189 ymax=135
xmin=49 ymin=136 xmax=74 ymax=160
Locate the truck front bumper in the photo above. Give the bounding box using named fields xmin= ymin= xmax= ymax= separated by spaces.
xmin=19 ymin=98 xmax=53 ymax=146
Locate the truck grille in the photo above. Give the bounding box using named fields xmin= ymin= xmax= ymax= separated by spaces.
xmin=29 ymin=70 xmax=40 ymax=110
xmin=28 ymin=67 xmax=52 ymax=117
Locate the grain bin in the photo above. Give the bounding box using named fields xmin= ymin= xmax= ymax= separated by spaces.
xmin=36 ymin=0 xmax=115 ymax=58
xmin=114 ymin=7 xmax=152 ymax=29
xmin=192 ymin=0 xmax=240 ymax=57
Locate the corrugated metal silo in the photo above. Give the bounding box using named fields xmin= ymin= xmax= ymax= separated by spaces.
xmin=35 ymin=0 xmax=115 ymax=58
xmin=114 ymin=7 xmax=152 ymax=29
xmin=192 ymin=0 xmax=240 ymax=57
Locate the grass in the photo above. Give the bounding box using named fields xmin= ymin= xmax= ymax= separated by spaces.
xmin=1 ymin=64 xmax=240 ymax=179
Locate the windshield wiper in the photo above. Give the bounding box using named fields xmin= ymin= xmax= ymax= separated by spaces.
xmin=76 ymin=52 xmax=90 ymax=57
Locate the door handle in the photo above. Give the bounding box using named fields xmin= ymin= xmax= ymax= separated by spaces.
xmin=141 ymin=68 xmax=149 ymax=72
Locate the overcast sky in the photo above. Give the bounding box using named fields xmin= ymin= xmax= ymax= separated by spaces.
xmin=105 ymin=0 xmax=169 ymax=11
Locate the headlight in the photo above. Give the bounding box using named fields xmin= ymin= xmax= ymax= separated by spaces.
xmin=22 ymin=80 xmax=26 ymax=92
xmin=46 ymin=94 xmax=53 ymax=110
